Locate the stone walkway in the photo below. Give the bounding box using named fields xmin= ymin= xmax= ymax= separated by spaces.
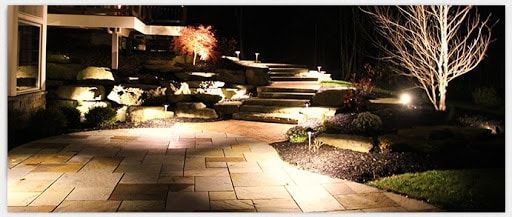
xmin=7 ymin=122 xmax=438 ymax=212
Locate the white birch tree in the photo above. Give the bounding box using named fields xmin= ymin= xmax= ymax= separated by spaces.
xmin=363 ymin=6 xmax=493 ymax=111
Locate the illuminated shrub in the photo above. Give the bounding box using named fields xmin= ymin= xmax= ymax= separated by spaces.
xmin=29 ymin=108 xmax=67 ymax=136
xmin=59 ymin=106 xmax=81 ymax=129
xmin=285 ymin=126 xmax=308 ymax=143
xmin=472 ymin=87 xmax=502 ymax=107
xmin=85 ymin=106 xmax=117 ymax=128
xmin=351 ymin=112 xmax=382 ymax=134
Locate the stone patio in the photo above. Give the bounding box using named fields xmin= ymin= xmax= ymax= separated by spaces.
xmin=7 ymin=121 xmax=439 ymax=212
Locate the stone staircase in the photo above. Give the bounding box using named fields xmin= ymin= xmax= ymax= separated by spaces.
xmin=233 ymin=63 xmax=336 ymax=124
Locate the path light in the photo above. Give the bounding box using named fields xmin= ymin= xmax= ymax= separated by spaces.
xmin=400 ymin=93 xmax=412 ymax=106
xmin=317 ymin=66 xmax=322 ymax=73
xmin=306 ymin=127 xmax=314 ymax=151
xmin=255 ymin=53 xmax=260 ymax=63
xmin=235 ymin=51 xmax=240 ymax=59
xmin=305 ymin=101 xmax=310 ymax=108
xmin=163 ymin=103 xmax=169 ymax=111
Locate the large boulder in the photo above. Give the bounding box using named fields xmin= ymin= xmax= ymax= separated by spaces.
xmin=215 ymin=69 xmax=246 ymax=84
xmin=76 ymin=101 xmax=110 ymax=117
xmin=55 ymin=85 xmax=105 ymax=101
xmin=46 ymin=63 xmax=83 ymax=80
xmin=77 ymin=66 xmax=115 ymax=81
xmin=107 ymin=85 xmax=144 ymax=106
xmin=166 ymin=82 xmax=194 ymax=103
xmin=194 ymin=93 xmax=223 ymax=104
xmin=175 ymin=72 xmax=216 ymax=81
xmin=176 ymin=102 xmax=207 ymax=110
xmin=143 ymin=86 xmax=167 ymax=105
xmin=185 ymin=81 xmax=225 ymax=88
xmin=175 ymin=103 xmax=218 ymax=119
xmin=214 ymin=101 xmax=242 ymax=117
xmin=311 ymin=88 xmax=352 ymax=107
xmin=127 ymin=106 xmax=174 ymax=124
xmin=245 ymin=67 xmax=270 ymax=86
xmin=316 ymin=134 xmax=374 ymax=153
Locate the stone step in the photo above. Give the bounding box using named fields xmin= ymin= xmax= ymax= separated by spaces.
xmin=240 ymin=105 xmax=337 ymax=115
xmin=258 ymin=92 xmax=315 ymax=100
xmin=257 ymin=86 xmax=318 ymax=94
xmin=232 ymin=112 xmax=303 ymax=124
xmin=269 ymin=71 xmax=308 ymax=76
xmin=269 ymin=67 xmax=308 ymax=72
xmin=243 ymin=98 xmax=310 ymax=107
xmin=240 ymin=105 xmax=305 ymax=114
xmin=270 ymin=76 xmax=319 ymax=82
xmin=263 ymin=63 xmax=307 ymax=68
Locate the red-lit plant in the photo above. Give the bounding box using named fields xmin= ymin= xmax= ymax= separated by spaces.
xmin=172 ymin=25 xmax=217 ymax=65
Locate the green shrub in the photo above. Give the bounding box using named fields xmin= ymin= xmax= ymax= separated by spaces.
xmin=29 ymin=108 xmax=67 ymax=136
xmin=85 ymin=106 xmax=117 ymax=127
xmin=351 ymin=112 xmax=382 ymax=134
xmin=472 ymin=87 xmax=502 ymax=107
xmin=285 ymin=126 xmax=308 ymax=143
xmin=59 ymin=106 xmax=81 ymax=129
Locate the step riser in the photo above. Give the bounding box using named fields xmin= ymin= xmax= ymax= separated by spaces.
xmin=244 ymin=100 xmax=308 ymax=107
xmin=271 ymin=77 xmax=319 ymax=82
xmin=269 ymin=72 xmax=308 ymax=76
xmin=233 ymin=113 xmax=300 ymax=124
xmin=240 ymin=105 xmax=303 ymax=114
xmin=257 ymin=87 xmax=317 ymax=93
xmin=258 ymin=93 xmax=313 ymax=100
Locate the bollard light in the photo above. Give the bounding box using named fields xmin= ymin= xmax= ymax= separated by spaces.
xmin=306 ymin=127 xmax=314 ymax=151
xmin=235 ymin=51 xmax=240 ymax=59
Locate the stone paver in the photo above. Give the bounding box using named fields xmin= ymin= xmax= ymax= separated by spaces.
xmin=7 ymin=122 xmax=438 ymax=212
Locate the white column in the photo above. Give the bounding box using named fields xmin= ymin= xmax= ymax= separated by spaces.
xmin=111 ymin=30 xmax=119 ymax=70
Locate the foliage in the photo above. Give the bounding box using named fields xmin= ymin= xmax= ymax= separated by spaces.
xmin=285 ymin=126 xmax=308 ymax=143
xmin=310 ymin=140 xmax=324 ymax=152
xmin=85 ymin=106 xmax=117 ymax=128
xmin=172 ymin=25 xmax=217 ymax=65
xmin=456 ymin=114 xmax=503 ymax=134
xmin=364 ymin=6 xmax=493 ymax=111
xmin=350 ymin=63 xmax=376 ymax=95
xmin=29 ymin=108 xmax=68 ymax=137
xmin=351 ymin=112 xmax=382 ymax=134
xmin=368 ymin=169 xmax=505 ymax=211
xmin=342 ymin=90 xmax=368 ymax=112
xmin=377 ymin=135 xmax=396 ymax=153
xmin=299 ymin=118 xmax=326 ymax=135
xmin=323 ymin=113 xmax=356 ymax=134
xmin=472 ymin=87 xmax=502 ymax=107
xmin=59 ymin=106 xmax=81 ymax=129
xmin=216 ymin=36 xmax=238 ymax=57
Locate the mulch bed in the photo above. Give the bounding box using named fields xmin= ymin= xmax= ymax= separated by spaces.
xmin=271 ymin=141 xmax=504 ymax=183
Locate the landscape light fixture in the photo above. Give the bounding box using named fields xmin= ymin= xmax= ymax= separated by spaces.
xmin=306 ymin=127 xmax=314 ymax=151
xmin=305 ymin=101 xmax=310 ymax=108
xmin=163 ymin=103 xmax=169 ymax=111
xmin=400 ymin=93 xmax=412 ymax=106
xmin=235 ymin=51 xmax=240 ymax=59
xmin=255 ymin=53 xmax=260 ymax=63
xmin=317 ymin=66 xmax=322 ymax=73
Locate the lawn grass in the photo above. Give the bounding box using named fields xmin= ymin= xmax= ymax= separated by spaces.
xmin=368 ymin=169 xmax=505 ymax=211
xmin=320 ymin=80 xmax=353 ymax=88
xmin=320 ymin=80 xmax=396 ymax=96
